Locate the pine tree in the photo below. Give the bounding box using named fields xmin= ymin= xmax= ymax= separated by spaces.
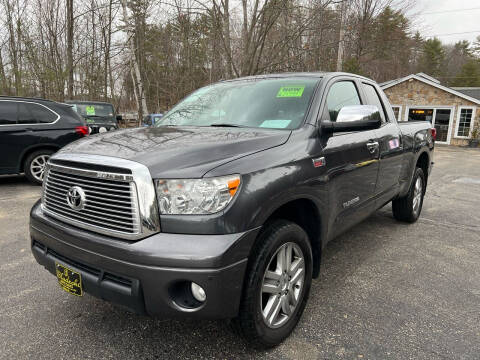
xmin=452 ymin=60 xmax=480 ymax=86
xmin=418 ymin=38 xmax=446 ymax=78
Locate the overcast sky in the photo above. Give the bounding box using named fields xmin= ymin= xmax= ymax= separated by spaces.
xmin=407 ymin=0 xmax=480 ymax=45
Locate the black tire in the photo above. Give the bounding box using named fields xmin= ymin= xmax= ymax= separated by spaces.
xmin=392 ymin=167 xmax=426 ymax=223
xmin=233 ymin=220 xmax=313 ymax=349
xmin=24 ymin=149 xmax=54 ymax=185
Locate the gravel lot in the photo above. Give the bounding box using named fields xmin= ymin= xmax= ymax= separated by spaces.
xmin=1 ymin=146 xmax=479 ymax=359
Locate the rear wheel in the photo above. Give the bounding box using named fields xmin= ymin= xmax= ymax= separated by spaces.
xmin=392 ymin=167 xmax=425 ymax=223
xmin=24 ymin=149 xmax=54 ymax=185
xmin=233 ymin=220 xmax=312 ymax=349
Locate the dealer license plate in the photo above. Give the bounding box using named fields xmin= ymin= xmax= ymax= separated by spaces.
xmin=55 ymin=262 xmax=83 ymax=296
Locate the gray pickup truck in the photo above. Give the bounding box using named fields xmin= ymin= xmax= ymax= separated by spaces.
xmin=30 ymin=72 xmax=434 ymax=348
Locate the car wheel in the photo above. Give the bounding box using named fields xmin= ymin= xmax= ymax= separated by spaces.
xmin=24 ymin=149 xmax=54 ymax=185
xmin=233 ymin=220 xmax=312 ymax=349
xmin=392 ymin=167 xmax=426 ymax=223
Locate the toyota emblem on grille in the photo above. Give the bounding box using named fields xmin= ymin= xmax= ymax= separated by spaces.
xmin=66 ymin=186 xmax=86 ymax=211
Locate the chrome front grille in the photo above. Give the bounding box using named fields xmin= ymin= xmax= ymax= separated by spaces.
xmin=42 ymin=162 xmax=141 ymax=239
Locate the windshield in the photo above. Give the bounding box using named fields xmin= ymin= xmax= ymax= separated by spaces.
xmin=157 ymin=78 xmax=319 ymax=130
xmin=71 ymin=103 xmax=115 ymax=118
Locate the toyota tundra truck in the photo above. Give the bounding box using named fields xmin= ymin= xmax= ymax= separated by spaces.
xmin=30 ymin=72 xmax=434 ymax=348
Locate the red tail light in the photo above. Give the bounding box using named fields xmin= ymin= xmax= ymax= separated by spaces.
xmin=430 ymin=127 xmax=437 ymax=141
xmin=75 ymin=126 xmax=89 ymax=137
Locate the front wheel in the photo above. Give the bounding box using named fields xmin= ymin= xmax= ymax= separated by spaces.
xmin=233 ymin=220 xmax=313 ymax=349
xmin=392 ymin=167 xmax=426 ymax=223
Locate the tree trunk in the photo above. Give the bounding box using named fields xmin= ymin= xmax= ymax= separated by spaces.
xmin=121 ymin=0 xmax=148 ymax=125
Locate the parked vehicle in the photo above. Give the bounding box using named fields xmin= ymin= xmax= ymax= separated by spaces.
xmin=30 ymin=72 xmax=434 ymax=348
xmin=0 ymin=96 xmax=88 ymax=184
xmin=142 ymin=113 xmax=164 ymax=127
xmin=65 ymin=100 xmax=121 ymax=134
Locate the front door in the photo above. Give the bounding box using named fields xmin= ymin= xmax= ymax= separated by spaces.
xmin=433 ymin=109 xmax=451 ymax=143
xmin=320 ymin=79 xmax=380 ymax=238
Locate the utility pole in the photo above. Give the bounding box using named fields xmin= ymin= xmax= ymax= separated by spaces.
xmin=336 ymin=0 xmax=346 ymax=72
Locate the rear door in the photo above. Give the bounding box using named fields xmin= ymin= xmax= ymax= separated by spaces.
xmin=0 ymin=100 xmax=23 ymax=174
xmin=319 ymin=77 xmax=380 ymax=237
xmin=0 ymin=100 xmax=60 ymax=174
xmin=362 ymin=82 xmax=404 ymax=205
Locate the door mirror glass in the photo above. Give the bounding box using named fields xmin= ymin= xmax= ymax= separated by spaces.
xmin=322 ymin=105 xmax=381 ymax=133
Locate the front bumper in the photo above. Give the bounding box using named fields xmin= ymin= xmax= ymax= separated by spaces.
xmin=30 ymin=201 xmax=259 ymax=318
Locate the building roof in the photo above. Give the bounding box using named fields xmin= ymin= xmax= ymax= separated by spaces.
xmin=451 ymin=87 xmax=480 ymax=101
xmin=380 ymin=73 xmax=480 ymax=105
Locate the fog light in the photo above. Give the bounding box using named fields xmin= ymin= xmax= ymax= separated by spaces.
xmin=99 ymin=126 xmax=107 ymax=133
xmin=191 ymin=282 xmax=206 ymax=302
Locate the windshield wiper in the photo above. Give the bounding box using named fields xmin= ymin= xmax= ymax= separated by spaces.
xmin=209 ymin=123 xmax=245 ymax=128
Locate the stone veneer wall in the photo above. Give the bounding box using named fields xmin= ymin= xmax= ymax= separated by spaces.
xmin=383 ymin=78 xmax=478 ymax=146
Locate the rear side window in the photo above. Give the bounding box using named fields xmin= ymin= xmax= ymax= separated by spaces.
xmin=363 ymin=83 xmax=386 ymax=122
xmin=27 ymin=103 xmax=57 ymax=123
xmin=326 ymin=81 xmax=361 ymax=122
xmin=0 ymin=101 xmax=17 ymax=125
xmin=18 ymin=103 xmax=37 ymax=124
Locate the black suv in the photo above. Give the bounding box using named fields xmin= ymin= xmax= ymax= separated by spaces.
xmin=0 ymin=96 xmax=88 ymax=184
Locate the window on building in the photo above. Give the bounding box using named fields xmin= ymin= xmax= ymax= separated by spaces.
xmin=456 ymin=108 xmax=474 ymax=137
xmin=392 ymin=106 xmax=401 ymax=121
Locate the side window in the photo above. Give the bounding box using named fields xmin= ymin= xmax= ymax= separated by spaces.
xmin=326 ymin=81 xmax=361 ymax=122
xmin=0 ymin=101 xmax=17 ymax=125
xmin=363 ymin=83 xmax=387 ymax=122
xmin=27 ymin=103 xmax=57 ymax=123
xmin=18 ymin=103 xmax=38 ymax=124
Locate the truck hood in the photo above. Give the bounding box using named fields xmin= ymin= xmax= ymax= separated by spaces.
xmin=59 ymin=126 xmax=291 ymax=178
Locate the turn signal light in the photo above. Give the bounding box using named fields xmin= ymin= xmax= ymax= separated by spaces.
xmin=75 ymin=126 xmax=89 ymax=137
xmin=430 ymin=127 xmax=437 ymax=141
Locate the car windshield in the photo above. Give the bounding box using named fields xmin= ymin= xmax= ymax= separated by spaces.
xmin=71 ymin=103 xmax=115 ymax=118
xmin=157 ymin=78 xmax=319 ymax=130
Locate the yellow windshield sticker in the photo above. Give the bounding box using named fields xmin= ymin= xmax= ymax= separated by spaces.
xmin=277 ymin=85 xmax=305 ymax=98
xmin=85 ymin=105 xmax=95 ymax=116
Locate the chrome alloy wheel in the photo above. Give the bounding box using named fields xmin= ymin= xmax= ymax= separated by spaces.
xmin=412 ymin=176 xmax=423 ymax=215
xmin=30 ymin=154 xmax=50 ymax=182
xmin=261 ymin=242 xmax=305 ymax=328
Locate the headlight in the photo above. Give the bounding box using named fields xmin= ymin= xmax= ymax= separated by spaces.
xmin=155 ymin=175 xmax=240 ymax=215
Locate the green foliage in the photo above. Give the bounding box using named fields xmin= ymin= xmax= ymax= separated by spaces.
xmin=452 ymin=60 xmax=480 ymax=87
xmin=471 ymin=121 xmax=480 ymax=140
xmin=418 ymin=38 xmax=446 ymax=77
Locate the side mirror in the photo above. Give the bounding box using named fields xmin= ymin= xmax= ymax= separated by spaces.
xmin=321 ymin=105 xmax=381 ymax=133
xmin=116 ymin=114 xmax=123 ymax=121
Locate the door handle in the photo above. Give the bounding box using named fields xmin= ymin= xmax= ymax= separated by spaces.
xmin=366 ymin=141 xmax=379 ymax=154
